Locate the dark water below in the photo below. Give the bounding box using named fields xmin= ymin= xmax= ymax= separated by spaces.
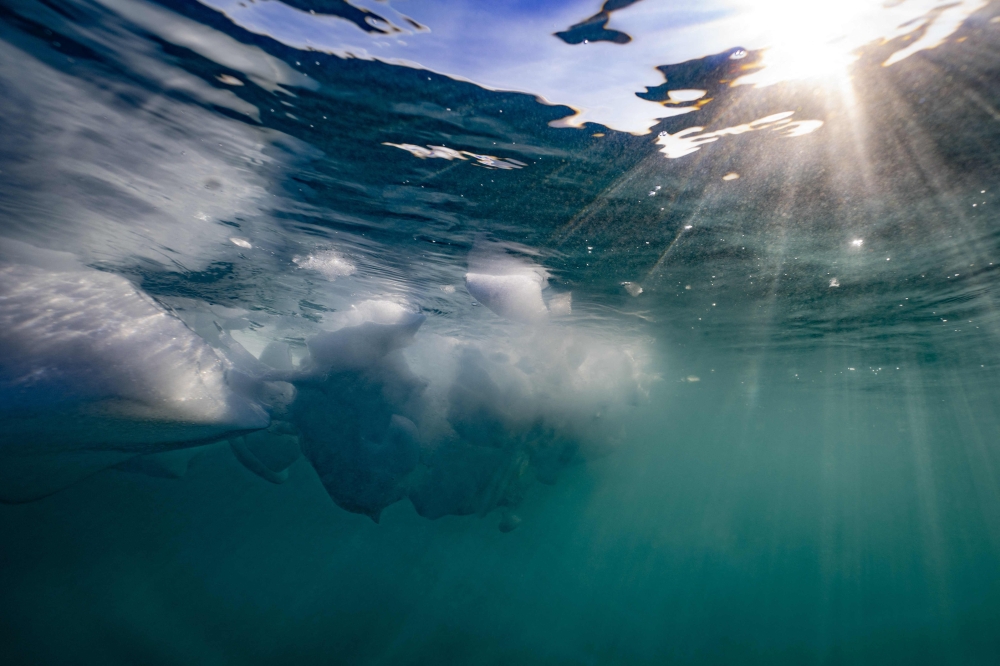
xmin=2 ymin=0 xmax=1000 ymax=663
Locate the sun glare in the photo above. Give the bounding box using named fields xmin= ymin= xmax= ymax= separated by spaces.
xmin=732 ymin=0 xmax=872 ymax=87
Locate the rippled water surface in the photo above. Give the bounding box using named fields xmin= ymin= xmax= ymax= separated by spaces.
xmin=3 ymin=0 xmax=1000 ymax=663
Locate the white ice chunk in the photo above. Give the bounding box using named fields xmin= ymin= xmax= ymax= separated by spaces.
xmin=623 ymin=282 xmax=644 ymax=297
xmin=464 ymin=245 xmax=555 ymax=323
xmin=0 ymin=261 xmax=269 ymax=450
xmin=305 ymin=319 xmax=424 ymax=375
xmin=466 ymin=272 xmax=548 ymax=322
xmin=298 ymin=300 xmax=425 ymax=376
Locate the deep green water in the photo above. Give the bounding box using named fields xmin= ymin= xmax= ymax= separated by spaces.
xmin=2 ymin=0 xmax=1000 ymax=663
xmin=5 ymin=367 xmax=1000 ymax=663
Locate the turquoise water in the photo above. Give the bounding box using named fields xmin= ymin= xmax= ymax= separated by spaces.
xmin=2 ymin=0 xmax=1000 ymax=663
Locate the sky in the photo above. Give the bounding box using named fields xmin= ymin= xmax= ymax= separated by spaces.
xmin=195 ymin=0 xmax=987 ymax=134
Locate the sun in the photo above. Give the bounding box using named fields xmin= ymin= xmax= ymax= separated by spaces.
xmin=731 ymin=0 xmax=872 ymax=87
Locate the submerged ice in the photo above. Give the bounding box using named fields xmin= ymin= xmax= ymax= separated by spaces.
xmin=0 ymin=250 xmax=270 ymax=446
xmin=255 ymin=297 xmax=650 ymax=525
xmin=0 ymin=0 xmax=658 ymax=525
xmin=465 ymin=246 xmax=572 ymax=323
xmin=0 ymin=247 xmax=652 ymax=525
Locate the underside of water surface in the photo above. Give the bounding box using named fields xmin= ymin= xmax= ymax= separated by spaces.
xmin=2 ymin=0 xmax=1000 ymax=663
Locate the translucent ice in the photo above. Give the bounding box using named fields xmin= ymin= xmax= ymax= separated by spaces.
xmin=465 ymin=248 xmax=552 ymax=322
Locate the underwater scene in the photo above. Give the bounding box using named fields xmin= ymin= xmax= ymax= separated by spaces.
xmin=2 ymin=0 xmax=1000 ymax=663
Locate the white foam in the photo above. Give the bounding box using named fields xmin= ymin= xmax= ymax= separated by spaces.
xmin=548 ymin=292 xmax=573 ymax=316
xmin=293 ymin=251 xmax=357 ymax=279
xmin=344 ymin=300 xmax=417 ymax=326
